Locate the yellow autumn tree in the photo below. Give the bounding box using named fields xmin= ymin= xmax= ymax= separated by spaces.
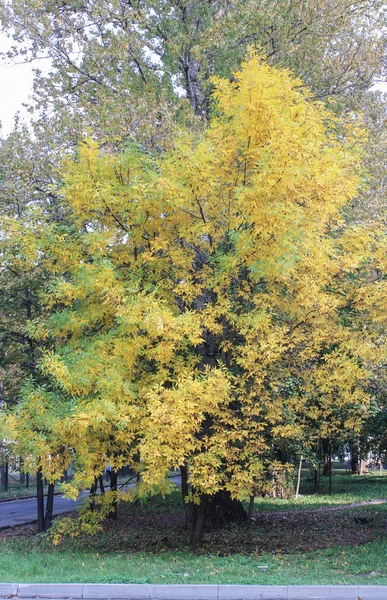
xmin=3 ymin=52 xmax=384 ymax=546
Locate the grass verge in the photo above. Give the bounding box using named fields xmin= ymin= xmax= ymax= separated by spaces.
xmin=0 ymin=471 xmax=386 ymax=585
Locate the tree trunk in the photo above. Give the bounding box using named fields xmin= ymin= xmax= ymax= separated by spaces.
xmin=323 ymin=455 xmax=330 ymax=476
xmin=322 ymin=439 xmax=330 ymax=476
xmin=207 ymin=490 xmax=247 ymax=529
xmin=360 ymin=458 xmax=368 ymax=475
xmin=180 ymin=464 xmax=193 ymax=530
xmin=246 ymin=495 xmax=255 ymax=529
xmin=313 ymin=468 xmax=319 ymax=494
xmin=0 ymin=462 xmax=9 ymax=491
xmin=350 ymin=442 xmax=360 ymax=474
xmin=89 ymin=477 xmax=97 ymax=510
xmin=98 ymin=475 xmax=105 ymax=494
xmin=190 ymin=494 xmax=208 ymax=548
xmin=108 ymin=469 xmax=118 ymax=520
xmin=182 ymin=53 xmax=208 ymax=119
xmin=329 ymin=444 xmax=332 ymax=493
xmin=44 ymin=482 xmax=55 ymax=531
xmin=19 ymin=458 xmax=25 ymax=485
xmin=36 ymin=467 xmax=45 ymax=533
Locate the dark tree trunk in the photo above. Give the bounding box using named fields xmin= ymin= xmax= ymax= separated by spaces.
xmin=108 ymin=469 xmax=118 ymax=520
xmin=322 ymin=438 xmax=331 ymax=476
xmin=190 ymin=494 xmax=208 ymax=548
xmin=329 ymin=444 xmax=332 ymax=493
xmin=246 ymin=495 xmax=255 ymax=529
xmin=98 ymin=475 xmax=105 ymax=494
xmin=89 ymin=477 xmax=98 ymax=510
xmin=19 ymin=458 xmax=25 ymax=485
xmin=0 ymin=462 xmax=9 ymax=491
xmin=314 ymin=468 xmax=319 ymax=493
xmin=44 ymin=482 xmax=55 ymax=531
xmin=36 ymin=467 xmax=45 ymax=533
xmin=207 ymin=490 xmax=247 ymax=529
xmin=4 ymin=462 xmax=8 ymax=491
xmin=180 ymin=464 xmax=193 ymax=530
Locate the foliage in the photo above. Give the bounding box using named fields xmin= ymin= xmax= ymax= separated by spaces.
xmin=3 ymin=53 xmax=386 ymax=541
xmin=1 ymin=0 xmax=386 ymax=126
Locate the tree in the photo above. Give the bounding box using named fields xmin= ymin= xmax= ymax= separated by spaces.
xmin=1 ymin=0 xmax=386 ymax=411
xmin=4 ymin=53 xmax=384 ymax=546
xmin=0 ymin=124 xmax=74 ymax=530
xmin=1 ymin=0 xmax=386 ymax=129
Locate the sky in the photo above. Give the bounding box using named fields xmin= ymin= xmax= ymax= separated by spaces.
xmin=0 ymin=33 xmax=52 ymax=136
xmin=0 ymin=33 xmax=34 ymax=135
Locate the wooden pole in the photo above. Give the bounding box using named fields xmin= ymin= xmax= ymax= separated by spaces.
xmin=295 ymin=455 xmax=303 ymax=498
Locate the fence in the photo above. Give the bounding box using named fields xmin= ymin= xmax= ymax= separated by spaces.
xmin=0 ymin=455 xmax=37 ymax=492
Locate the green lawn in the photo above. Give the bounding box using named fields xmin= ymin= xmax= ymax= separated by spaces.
xmin=255 ymin=469 xmax=387 ymax=512
xmin=1 ymin=469 xmax=387 ymax=585
xmin=1 ymin=538 xmax=387 ymax=585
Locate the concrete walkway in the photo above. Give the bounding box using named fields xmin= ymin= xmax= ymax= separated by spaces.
xmin=0 ymin=583 xmax=385 ymax=600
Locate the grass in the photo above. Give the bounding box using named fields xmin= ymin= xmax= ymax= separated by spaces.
xmin=1 ymin=536 xmax=387 ymax=585
xmin=254 ymin=469 xmax=387 ymax=512
xmin=1 ymin=467 xmax=387 ymax=585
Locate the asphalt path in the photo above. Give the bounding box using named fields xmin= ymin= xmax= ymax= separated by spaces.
xmin=0 ymin=493 xmax=86 ymax=528
xmin=0 ymin=476 xmax=181 ymax=529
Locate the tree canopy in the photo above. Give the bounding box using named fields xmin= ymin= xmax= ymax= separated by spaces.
xmin=3 ymin=52 xmax=386 ymax=544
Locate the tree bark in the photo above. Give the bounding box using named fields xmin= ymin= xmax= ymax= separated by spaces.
xmin=44 ymin=482 xmax=55 ymax=531
xmin=89 ymin=477 xmax=97 ymax=510
xmin=181 ymin=53 xmax=208 ymax=119
xmin=329 ymin=444 xmax=332 ymax=493
xmin=360 ymin=458 xmax=368 ymax=475
xmin=108 ymin=469 xmax=118 ymax=520
xmin=0 ymin=462 xmax=9 ymax=491
xmin=313 ymin=468 xmax=319 ymax=493
xmin=246 ymin=494 xmax=255 ymax=529
xmin=350 ymin=443 xmax=360 ymax=474
xmin=180 ymin=464 xmax=193 ymax=530
xmin=207 ymin=490 xmax=247 ymax=529
xmin=36 ymin=467 xmax=45 ymax=533
xmin=190 ymin=494 xmax=208 ymax=548
xmin=19 ymin=458 xmax=25 ymax=485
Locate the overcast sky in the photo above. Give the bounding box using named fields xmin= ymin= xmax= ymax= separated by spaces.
xmin=0 ymin=33 xmax=53 ymax=136
xmin=0 ymin=34 xmax=33 ymax=135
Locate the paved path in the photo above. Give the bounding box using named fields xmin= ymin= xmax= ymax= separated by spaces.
xmin=0 ymin=476 xmax=181 ymax=529
xmin=0 ymin=583 xmax=386 ymax=600
xmin=0 ymin=493 xmax=86 ymax=528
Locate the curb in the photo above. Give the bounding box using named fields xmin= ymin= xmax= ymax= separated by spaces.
xmin=0 ymin=584 xmax=386 ymax=600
